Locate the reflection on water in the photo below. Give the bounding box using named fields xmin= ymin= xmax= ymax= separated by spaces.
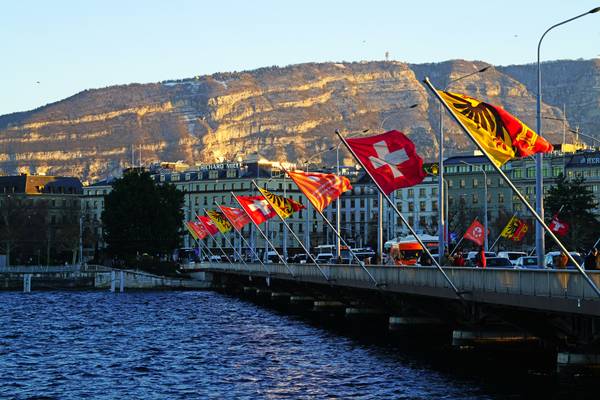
xmin=0 ymin=291 xmax=594 ymax=399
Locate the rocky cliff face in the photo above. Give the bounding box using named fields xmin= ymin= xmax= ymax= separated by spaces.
xmin=1 ymin=59 xmax=596 ymax=182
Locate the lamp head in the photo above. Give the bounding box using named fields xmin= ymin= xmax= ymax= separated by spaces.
xmin=589 ymin=6 xmax=600 ymax=13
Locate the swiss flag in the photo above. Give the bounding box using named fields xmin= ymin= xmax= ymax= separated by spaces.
xmin=464 ymin=220 xmax=485 ymax=246
xmin=235 ymin=195 xmax=277 ymax=225
xmin=346 ymin=130 xmax=426 ymax=194
xmin=219 ymin=205 xmax=251 ymax=231
xmin=549 ymin=214 xmax=569 ymax=237
xmin=197 ymin=215 xmax=219 ymax=236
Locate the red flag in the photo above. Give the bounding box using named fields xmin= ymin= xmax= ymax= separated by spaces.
xmin=512 ymin=220 xmax=529 ymax=242
xmin=549 ymin=214 xmax=569 ymax=237
xmin=197 ymin=215 xmax=219 ymax=236
xmin=286 ymin=170 xmax=352 ymax=212
xmin=219 ymin=205 xmax=251 ymax=231
xmin=345 ymin=130 xmax=426 ymax=194
xmin=235 ymin=195 xmax=277 ymax=225
xmin=464 ymin=220 xmax=485 ymax=246
xmin=189 ymin=221 xmax=208 ymax=240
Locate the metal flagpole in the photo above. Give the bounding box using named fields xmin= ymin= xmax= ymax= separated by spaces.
xmin=251 ymin=180 xmax=329 ymax=281
xmin=214 ymin=201 xmax=270 ymax=276
xmin=488 ymin=214 xmax=517 ymax=252
xmin=194 ymin=211 xmax=234 ymax=266
xmin=231 ymin=192 xmax=296 ymax=277
xmin=203 ymin=208 xmax=250 ymax=272
xmin=423 ymin=77 xmax=600 ymax=297
xmin=335 ymin=130 xmax=461 ymax=297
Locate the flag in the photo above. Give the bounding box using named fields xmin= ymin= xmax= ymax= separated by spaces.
xmin=286 ymin=170 xmax=352 ymax=212
xmin=345 ymin=130 xmax=426 ymax=194
xmin=188 ymin=221 xmax=208 ymax=240
xmin=186 ymin=221 xmax=200 ymax=240
xmin=549 ymin=214 xmax=569 ymax=237
xmin=198 ymin=215 xmax=219 ymax=236
xmin=219 ymin=205 xmax=251 ymax=231
xmin=235 ymin=195 xmax=277 ymax=225
xmin=438 ymin=91 xmax=553 ymax=166
xmin=464 ymin=220 xmax=485 ymax=246
xmin=512 ymin=220 xmax=528 ymax=242
xmin=206 ymin=210 xmax=232 ymax=234
xmin=257 ymin=187 xmax=305 ymax=219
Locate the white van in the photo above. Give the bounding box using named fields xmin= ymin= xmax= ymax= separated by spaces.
xmin=497 ymin=251 xmax=527 ymax=266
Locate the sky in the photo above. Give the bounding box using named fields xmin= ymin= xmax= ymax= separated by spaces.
xmin=2 ymin=0 xmax=600 ymax=115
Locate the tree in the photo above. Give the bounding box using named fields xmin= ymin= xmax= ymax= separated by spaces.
xmin=102 ymin=170 xmax=184 ymax=261
xmin=545 ymin=173 xmax=599 ymax=250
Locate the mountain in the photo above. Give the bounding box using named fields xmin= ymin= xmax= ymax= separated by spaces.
xmin=1 ymin=59 xmax=598 ymax=182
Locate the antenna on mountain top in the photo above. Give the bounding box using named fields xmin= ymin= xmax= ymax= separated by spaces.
xmin=385 ymin=51 xmax=389 ymax=61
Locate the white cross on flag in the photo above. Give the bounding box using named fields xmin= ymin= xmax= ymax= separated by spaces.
xmin=235 ymin=195 xmax=277 ymax=225
xmin=346 ymin=130 xmax=426 ymax=194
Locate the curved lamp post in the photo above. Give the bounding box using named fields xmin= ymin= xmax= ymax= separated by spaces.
xmin=535 ymin=6 xmax=600 ymax=267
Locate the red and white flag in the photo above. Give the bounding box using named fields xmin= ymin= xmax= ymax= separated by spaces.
xmin=549 ymin=214 xmax=569 ymax=237
xmin=345 ymin=130 xmax=426 ymax=194
xmin=235 ymin=195 xmax=277 ymax=225
xmin=219 ymin=205 xmax=251 ymax=231
xmin=197 ymin=215 xmax=219 ymax=236
xmin=464 ymin=220 xmax=485 ymax=246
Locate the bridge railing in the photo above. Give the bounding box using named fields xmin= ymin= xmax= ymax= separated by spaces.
xmin=204 ymin=262 xmax=600 ymax=301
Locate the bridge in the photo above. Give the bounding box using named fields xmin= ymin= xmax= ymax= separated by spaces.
xmin=201 ymin=262 xmax=600 ymax=375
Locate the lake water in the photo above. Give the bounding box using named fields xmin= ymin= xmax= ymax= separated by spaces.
xmin=0 ymin=291 xmax=594 ymax=399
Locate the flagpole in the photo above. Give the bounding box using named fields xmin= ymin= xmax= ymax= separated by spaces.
xmin=423 ymin=77 xmax=600 ymax=297
xmin=335 ymin=130 xmax=461 ymax=297
xmin=203 ymin=208 xmax=251 ymax=273
xmin=490 ymin=214 xmax=518 ymax=251
xmin=214 ymin=201 xmax=271 ymax=276
xmin=188 ymin=222 xmax=218 ymax=261
xmin=251 ymin=180 xmax=330 ymax=281
xmin=281 ymin=167 xmax=378 ymax=285
xmin=231 ymin=192 xmax=296 ymax=277
xmin=194 ymin=211 xmax=234 ymax=267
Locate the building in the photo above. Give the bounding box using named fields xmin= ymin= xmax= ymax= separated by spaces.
xmin=0 ymin=174 xmax=83 ymax=265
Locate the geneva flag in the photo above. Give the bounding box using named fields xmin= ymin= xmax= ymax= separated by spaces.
xmin=346 ymin=130 xmax=426 ymax=194
xmin=206 ymin=210 xmax=233 ymax=234
xmin=257 ymin=187 xmax=305 ymax=219
xmin=235 ymin=195 xmax=277 ymax=225
xmin=286 ymin=170 xmax=352 ymax=212
xmin=439 ymin=91 xmax=553 ymax=166
xmin=219 ymin=205 xmax=251 ymax=231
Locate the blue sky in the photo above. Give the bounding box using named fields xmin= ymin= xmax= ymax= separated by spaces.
xmin=2 ymin=0 xmax=600 ymax=115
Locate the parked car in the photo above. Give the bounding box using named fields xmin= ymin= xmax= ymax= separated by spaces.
xmin=483 ymin=257 xmax=513 ymax=268
xmin=497 ymin=251 xmax=528 ymax=265
xmin=466 ymin=251 xmax=497 ymax=266
xmin=544 ymin=251 xmax=584 ymax=269
xmin=514 ymin=256 xmax=542 ymax=269
xmin=209 ymin=255 xmax=222 ymax=262
xmin=287 ymin=254 xmax=308 ymax=264
xmin=315 ymin=253 xmax=334 ymax=264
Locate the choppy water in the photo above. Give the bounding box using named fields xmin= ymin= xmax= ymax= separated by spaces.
xmin=0 ymin=291 xmax=592 ymax=399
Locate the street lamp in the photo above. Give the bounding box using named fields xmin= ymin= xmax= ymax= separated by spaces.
xmin=438 ymin=66 xmax=491 ymax=261
xmin=460 ymin=161 xmax=488 ymax=251
xmin=535 ymin=6 xmax=600 ymax=267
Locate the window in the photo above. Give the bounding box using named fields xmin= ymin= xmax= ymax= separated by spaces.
xmin=498 ymin=193 xmax=504 ymax=203
xmin=513 ymin=169 xmax=523 ymax=179
xmin=472 ymin=194 xmax=479 ymax=204
xmin=209 ymin=170 xmax=218 ymax=179
xmin=431 ymin=187 xmax=438 ymax=196
xmin=419 ymin=188 xmax=426 ymax=198
xmin=408 ymin=189 xmax=414 ymax=197
xmin=459 ymin=179 xmax=466 ymax=188
xmin=526 ymin=168 xmax=535 ymax=178
xmin=552 ymin=166 xmax=562 ymax=177
xmin=172 ymin=174 xmax=180 ymax=182
xmin=473 ymin=178 xmax=479 ymax=188
xmin=408 ymin=202 xmax=414 ymax=212
xmin=419 ymin=201 xmax=426 ymax=212
xmin=432 ymin=201 xmax=438 ymax=211
xmin=448 ymin=180 xmax=454 ymax=188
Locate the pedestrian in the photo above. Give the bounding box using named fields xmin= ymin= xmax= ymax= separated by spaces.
xmin=475 ymin=246 xmax=487 ymax=269
xmin=454 ymin=251 xmax=465 ymax=267
xmin=595 ymin=248 xmax=600 ymax=270
xmin=418 ymin=252 xmax=432 ymax=266
xmin=557 ymin=251 xmax=568 ymax=269
xmin=585 ymin=248 xmax=598 ymax=270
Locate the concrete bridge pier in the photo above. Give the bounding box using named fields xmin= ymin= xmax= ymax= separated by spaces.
xmin=557 ymin=351 xmax=600 ymax=378
xmin=452 ymin=328 xmax=540 ymax=350
xmin=270 ymin=292 xmax=291 ymax=305
xmin=345 ymin=307 xmax=389 ymax=331
xmin=389 ymin=316 xmax=448 ymax=335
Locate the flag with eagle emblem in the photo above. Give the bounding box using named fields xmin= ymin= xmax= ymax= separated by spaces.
xmin=257 ymin=187 xmax=305 ymax=219
xmin=206 ymin=210 xmax=233 ymax=234
xmin=439 ymin=91 xmax=553 ymax=166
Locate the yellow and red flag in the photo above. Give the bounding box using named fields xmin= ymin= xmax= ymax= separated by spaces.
xmin=286 ymin=170 xmax=352 ymax=212
xmin=439 ymin=91 xmax=553 ymax=166
xmin=186 ymin=221 xmax=200 ymax=240
xmin=500 ymin=216 xmax=528 ymax=242
xmin=206 ymin=210 xmax=232 ymax=234
xmin=219 ymin=205 xmax=251 ymax=231
xmin=257 ymin=187 xmax=305 ymax=219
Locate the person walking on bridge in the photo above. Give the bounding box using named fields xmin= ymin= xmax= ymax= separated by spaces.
xmin=475 ymin=246 xmax=486 ymax=269
xmin=585 ymin=248 xmax=598 ymax=270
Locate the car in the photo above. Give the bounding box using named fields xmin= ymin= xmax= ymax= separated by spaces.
xmin=544 ymin=251 xmax=584 ymax=269
xmin=497 ymin=251 xmax=528 ymax=265
xmin=287 ymin=254 xmax=308 ymax=264
xmin=514 ymin=256 xmax=542 ymax=269
xmin=315 ymin=253 xmax=334 ymax=264
xmin=466 ymin=251 xmax=497 ymax=266
xmin=209 ymin=255 xmax=222 ymax=262
xmin=483 ymin=257 xmax=513 ymax=268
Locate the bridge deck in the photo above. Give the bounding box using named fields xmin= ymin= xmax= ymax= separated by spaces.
xmin=204 ymin=263 xmax=600 ymax=317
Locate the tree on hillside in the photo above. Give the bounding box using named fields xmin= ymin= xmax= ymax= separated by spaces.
xmin=102 ymin=170 xmax=184 ymax=261
xmin=545 ymin=173 xmax=599 ymax=250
